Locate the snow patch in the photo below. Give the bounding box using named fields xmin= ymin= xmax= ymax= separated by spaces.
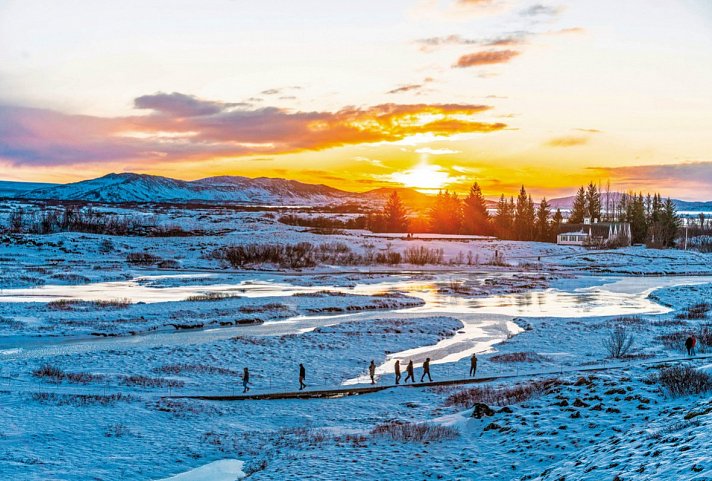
xmin=156 ymin=459 xmax=246 ymax=481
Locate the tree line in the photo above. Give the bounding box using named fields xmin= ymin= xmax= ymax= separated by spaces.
xmin=368 ymin=184 xmax=563 ymax=242
xmin=369 ymin=182 xmax=681 ymax=247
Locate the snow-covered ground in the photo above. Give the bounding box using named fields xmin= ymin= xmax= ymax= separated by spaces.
xmin=1 ymin=202 xmax=711 ymax=480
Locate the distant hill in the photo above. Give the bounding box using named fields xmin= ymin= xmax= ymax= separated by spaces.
xmin=7 ymin=173 xmax=711 ymax=212
xmin=17 ymin=173 xmax=354 ymax=205
xmin=361 ymin=187 xmax=434 ymax=211
xmin=548 ymin=193 xmax=712 ymax=213
xmin=0 ymin=180 xmax=58 ymax=198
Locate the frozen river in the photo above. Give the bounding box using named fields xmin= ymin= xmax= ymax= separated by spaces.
xmin=1 ymin=272 xmax=711 ymax=370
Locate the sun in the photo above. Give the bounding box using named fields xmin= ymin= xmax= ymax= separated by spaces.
xmin=390 ymin=162 xmax=452 ymax=191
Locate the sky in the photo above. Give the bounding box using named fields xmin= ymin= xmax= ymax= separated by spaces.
xmin=1 ymin=0 xmax=712 ymax=200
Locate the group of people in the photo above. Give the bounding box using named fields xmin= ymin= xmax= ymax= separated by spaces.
xmin=239 ymin=354 xmax=479 ymax=393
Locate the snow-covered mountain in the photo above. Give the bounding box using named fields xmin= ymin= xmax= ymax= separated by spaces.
xmin=0 ymin=180 xmax=58 ymax=198
xmin=548 ymin=192 xmax=712 ymax=213
xmin=18 ymin=173 xmax=355 ymax=205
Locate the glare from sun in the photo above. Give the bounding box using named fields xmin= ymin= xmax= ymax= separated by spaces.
xmin=390 ymin=162 xmax=452 ymax=191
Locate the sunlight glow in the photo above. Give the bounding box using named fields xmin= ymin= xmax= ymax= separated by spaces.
xmin=390 ymin=162 xmax=452 ymax=190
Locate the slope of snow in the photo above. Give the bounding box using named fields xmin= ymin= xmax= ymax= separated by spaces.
xmin=20 ymin=172 xmax=355 ymax=205
xmin=156 ymin=459 xmax=245 ymax=481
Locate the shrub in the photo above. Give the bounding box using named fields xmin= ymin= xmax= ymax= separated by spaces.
xmin=215 ymin=242 xmax=361 ymax=269
xmin=371 ymin=421 xmax=458 ymax=442
xmin=675 ymin=303 xmax=711 ymax=320
xmin=31 ymin=392 xmax=134 ymax=406
xmin=490 ymin=352 xmax=550 ymax=363
xmin=657 ymin=326 xmax=712 ymax=351
xmin=32 ymin=364 xmax=105 ymax=384
xmin=32 ymin=364 xmax=65 ymax=382
xmin=444 ymin=379 xmax=560 ymax=408
xmin=119 ymin=375 xmax=185 ymax=389
xmin=127 ymin=252 xmax=162 ymax=265
xmin=155 ymin=364 xmax=237 ymax=376
xmin=46 ymin=298 xmax=131 ymax=311
xmin=185 ymin=292 xmax=236 ymax=302
xmin=655 ymin=366 xmax=712 ymax=396
xmin=403 ymin=246 xmax=444 ymax=265
xmin=603 ymin=325 xmax=635 ymax=358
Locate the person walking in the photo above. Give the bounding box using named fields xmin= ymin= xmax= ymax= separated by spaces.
xmin=685 ymin=335 xmax=697 ymax=356
xmin=369 ymin=360 xmax=376 ymax=385
xmin=404 ymin=360 xmax=415 ymax=383
xmin=394 ymin=360 xmax=401 ymax=385
xmin=420 ymin=358 xmax=432 ymax=383
xmin=298 ymin=363 xmax=307 ymax=390
xmin=469 ymin=353 xmax=478 ymax=378
xmin=242 ymin=367 xmax=250 ymax=393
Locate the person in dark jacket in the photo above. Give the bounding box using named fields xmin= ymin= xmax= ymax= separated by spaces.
xmin=394 ymin=360 xmax=401 ymax=385
xmin=299 ymin=363 xmax=306 ymax=390
xmin=420 ymin=358 xmax=432 ymax=383
xmin=469 ymin=353 xmax=478 ymax=378
xmin=242 ymin=367 xmax=250 ymax=393
xmin=685 ymin=335 xmax=697 ymax=356
xmin=404 ymin=360 xmax=415 ymax=383
xmin=369 ymin=360 xmax=376 ymax=385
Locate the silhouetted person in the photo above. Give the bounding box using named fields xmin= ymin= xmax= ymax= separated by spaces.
xmin=420 ymin=358 xmax=432 ymax=383
xmin=299 ymin=363 xmax=306 ymax=390
xmin=242 ymin=367 xmax=250 ymax=393
xmin=394 ymin=360 xmax=401 ymax=385
xmin=469 ymin=353 xmax=478 ymax=378
xmin=685 ymin=336 xmax=697 ymax=356
xmin=404 ymin=360 xmax=415 ymax=383
xmin=369 ymin=360 xmax=376 ymax=385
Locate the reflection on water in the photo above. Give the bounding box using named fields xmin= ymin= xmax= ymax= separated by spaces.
xmin=2 ymin=272 xmax=711 ymax=370
xmin=1 ymin=273 xmax=711 ymax=319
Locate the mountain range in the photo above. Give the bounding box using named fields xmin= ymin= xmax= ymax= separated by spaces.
xmin=1 ymin=173 xmax=711 ymax=212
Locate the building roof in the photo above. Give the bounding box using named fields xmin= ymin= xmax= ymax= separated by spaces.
xmin=558 ymin=222 xmax=629 ymax=237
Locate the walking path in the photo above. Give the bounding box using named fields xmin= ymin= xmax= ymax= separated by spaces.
xmin=163 ymin=353 xmax=712 ymax=401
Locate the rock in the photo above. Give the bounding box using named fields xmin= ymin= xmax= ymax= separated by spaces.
xmin=573 ymin=398 xmax=590 ymax=408
xmin=499 ymin=406 xmax=513 ymax=414
xmin=483 ymin=422 xmax=501 ymax=432
xmin=472 ymin=403 xmax=495 ymax=419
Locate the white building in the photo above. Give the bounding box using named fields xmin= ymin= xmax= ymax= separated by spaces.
xmin=557 ymin=218 xmax=631 ymax=247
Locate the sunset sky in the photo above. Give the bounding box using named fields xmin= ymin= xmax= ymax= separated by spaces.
xmin=1 ymin=0 xmax=712 ymax=199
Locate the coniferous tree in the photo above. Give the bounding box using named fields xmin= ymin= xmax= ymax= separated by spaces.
xmin=429 ymin=191 xmax=462 ymax=234
xmin=656 ymin=197 xmax=680 ymax=248
xmin=551 ymin=209 xmax=564 ymax=242
xmin=514 ymin=186 xmax=535 ymax=240
xmin=462 ymin=182 xmax=490 ymax=235
xmin=535 ymin=198 xmax=551 ymax=242
xmin=569 ymin=186 xmax=586 ymax=224
xmin=585 ymin=182 xmax=601 ymax=221
xmin=629 ymin=193 xmax=647 ymax=244
xmin=494 ymin=194 xmax=514 ymax=239
xmin=383 ymin=191 xmax=409 ymax=232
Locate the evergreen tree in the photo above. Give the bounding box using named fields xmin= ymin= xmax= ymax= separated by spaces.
xmin=629 ymin=193 xmax=647 ymax=244
xmin=585 ymin=182 xmax=601 ymax=221
xmin=659 ymin=197 xmax=680 ymax=248
xmin=514 ymin=186 xmax=535 ymax=240
xmin=462 ymin=182 xmax=490 ymax=235
xmin=429 ymin=191 xmax=462 ymax=234
xmin=383 ymin=191 xmax=409 ymax=232
xmin=535 ymin=198 xmax=551 ymax=242
xmin=494 ymin=194 xmax=514 ymax=239
xmin=551 ymin=209 xmax=564 ymax=242
xmin=569 ymin=186 xmax=586 ymax=223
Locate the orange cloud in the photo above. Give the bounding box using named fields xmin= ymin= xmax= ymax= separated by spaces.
xmin=0 ymin=97 xmax=506 ymax=166
xmin=545 ymin=136 xmax=589 ymax=147
xmin=453 ymin=49 xmax=520 ymax=67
